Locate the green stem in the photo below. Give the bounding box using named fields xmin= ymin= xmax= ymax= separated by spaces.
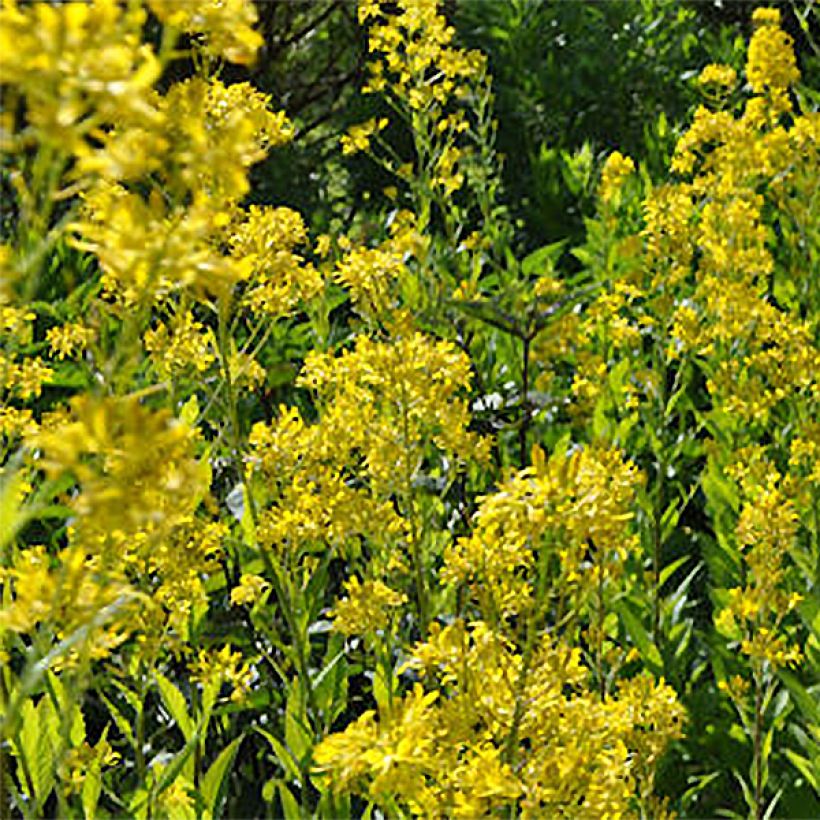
xmin=596 ymin=544 xmax=607 ymax=701
xmin=752 ymin=661 xmax=764 ymax=820
xmin=519 ymin=334 xmax=531 ymax=468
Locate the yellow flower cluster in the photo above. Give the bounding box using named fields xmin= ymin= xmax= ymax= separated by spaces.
xmin=715 ymin=466 xmax=803 ymax=669
xmin=333 ymin=213 xmax=424 ymax=320
xmin=299 ymin=332 xmax=488 ymax=493
xmin=9 ymin=395 xmax=226 ymax=647
xmin=230 ymin=573 xmax=269 ymax=607
xmin=231 ymin=206 xmax=322 ymax=318
xmin=0 ymin=544 xmax=134 ymax=657
xmin=316 ymin=619 xmax=683 ymax=817
xmin=33 ymin=395 xmax=209 ymax=543
xmin=360 ymin=0 xmax=485 ymax=108
xmin=443 ymin=444 xmax=643 ymax=618
xmin=330 ymin=577 xmax=407 ymax=637
xmin=0 ymin=0 xmax=161 ymax=155
xmin=341 ymin=117 xmax=389 ymax=156
xmin=698 ymin=63 xmax=738 ymax=90
xmin=249 ymin=406 xmax=408 ymax=561
xmin=348 ymin=0 xmax=489 ymax=220
xmin=144 ymin=311 xmax=215 ymax=379
xmin=147 ymin=0 xmax=263 ymax=65
xmin=599 ymin=151 xmax=636 ymax=204
xmin=2 ymin=0 xmax=292 ymax=309
xmin=189 ymin=644 xmax=255 ymax=703
xmin=747 ymin=8 xmax=800 ymax=106
xmin=246 ymin=329 xmax=485 ymax=581
xmin=0 ymin=351 xmax=53 ymax=401
xmin=1 ymin=308 xmax=53 ymax=403
xmin=47 ymin=322 xmax=95 ymax=361
xmin=162 ymin=78 xmax=292 ymax=206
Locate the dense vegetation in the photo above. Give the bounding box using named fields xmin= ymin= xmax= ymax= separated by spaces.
xmin=0 ymin=1 xmax=818 ymax=818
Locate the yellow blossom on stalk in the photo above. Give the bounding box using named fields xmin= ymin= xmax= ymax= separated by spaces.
xmin=248 ymin=405 xmax=318 ymax=479
xmin=0 ymin=0 xmax=162 ymax=153
xmin=230 ymin=206 xmax=322 ymax=318
xmin=443 ymin=444 xmax=643 ymax=619
xmin=31 ymin=395 xmax=210 ymax=543
xmin=341 ymin=117 xmax=389 ymax=155
xmin=248 ymin=404 xmax=409 ymax=562
xmin=254 ymin=464 xmax=408 ymax=558
xmin=0 ymin=406 xmax=37 ymax=442
xmin=0 ymin=354 xmax=53 ymax=401
xmin=155 ymin=778 xmax=195 ymax=819
xmin=599 ymin=151 xmax=635 ymax=203
xmin=667 ymin=303 xmax=703 ymax=359
xmin=230 ymin=574 xmax=269 ymax=607
xmin=0 ymin=306 xmax=35 ymax=340
xmin=46 ymin=322 xmax=95 ymax=361
xmin=317 ymin=621 xmax=682 ymax=817
xmin=333 ymin=242 xmax=406 ymax=319
xmin=299 ymin=332 xmax=489 ymax=493
xmin=188 ymin=645 xmax=255 ymax=703
xmin=747 ymin=8 xmax=799 ymax=99
xmin=144 ymin=312 xmax=215 ymax=378
xmin=715 ymin=467 xmax=803 ymax=672
xmin=147 ymin=0 xmax=264 ymax=65
xmin=698 ymin=63 xmax=738 ymax=90
xmin=227 ymin=349 xmax=266 ymax=389
xmin=123 ymin=517 xmax=227 ymax=637
xmin=331 ymin=577 xmax=407 ymax=637
xmin=433 ymin=144 xmax=465 ymax=195
xmin=71 ymin=183 xmax=247 ymax=301
xmin=163 ymin=78 xmax=293 ymax=205
xmin=60 ymin=732 xmax=121 ymax=797
xmin=73 ymin=125 xmax=170 ymax=183
xmin=642 ymin=183 xmax=695 ymax=284
xmin=0 ymin=544 xmax=137 ymax=662
xmin=790 ymin=423 xmax=820 ymax=486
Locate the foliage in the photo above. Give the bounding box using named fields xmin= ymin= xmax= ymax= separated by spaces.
xmin=0 ymin=1 xmax=818 ymax=819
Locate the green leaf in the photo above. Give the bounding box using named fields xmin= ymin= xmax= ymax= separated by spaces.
xmin=151 ymin=730 xmax=200 ymax=803
xmin=0 ymin=463 xmax=29 ymax=550
xmin=111 ymin=679 xmax=142 ymax=713
xmin=313 ymin=651 xmax=345 ymax=716
xmin=179 ymin=394 xmax=199 ymax=428
xmin=285 ymin=681 xmax=312 ymax=764
xmin=201 ymin=737 xmax=243 ymax=820
xmin=778 ymin=670 xmax=820 ymax=725
xmin=241 ymin=483 xmax=256 ymax=547
xmin=81 ymin=726 xmax=112 ymax=820
xmin=155 ymin=671 xmax=194 ymax=741
xmin=46 ymin=672 xmax=85 ymax=746
xmin=20 ymin=696 xmax=59 ymax=809
xmin=256 ymin=727 xmax=302 ymax=784
xmin=785 ymin=750 xmax=819 ymax=792
xmin=658 ymin=555 xmax=691 ymax=590
xmin=614 ymin=600 xmax=663 ymax=674
xmin=99 ymin=692 xmax=135 ymax=745
xmin=521 ymin=240 xmax=567 ymax=276
xmin=373 ymin=664 xmax=394 ymax=714
xmin=278 ymin=782 xmax=302 ymax=819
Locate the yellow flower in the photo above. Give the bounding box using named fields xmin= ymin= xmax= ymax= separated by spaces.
xmin=698 ymin=63 xmax=738 ymax=90
xmin=747 ymin=10 xmax=800 ymax=97
xmin=331 ymin=577 xmax=407 ymax=636
xmin=599 ymin=151 xmax=635 ymax=203
xmin=341 ymin=117 xmax=389 ymax=155
xmin=147 ymin=0 xmax=263 ymax=65
xmin=47 ymin=322 xmax=95 ymax=360
xmin=230 ymin=574 xmax=269 ymax=607
xmin=189 ymin=645 xmax=255 ymax=702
